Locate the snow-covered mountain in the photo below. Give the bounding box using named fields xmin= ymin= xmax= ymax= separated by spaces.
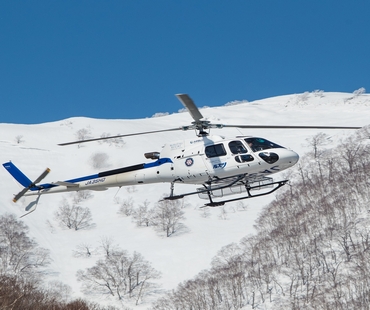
xmin=0 ymin=91 xmax=369 ymax=309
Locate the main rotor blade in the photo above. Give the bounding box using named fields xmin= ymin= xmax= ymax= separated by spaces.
xmin=222 ymin=124 xmax=362 ymax=130
xmin=58 ymin=127 xmax=183 ymax=146
xmin=176 ymin=94 xmax=204 ymax=122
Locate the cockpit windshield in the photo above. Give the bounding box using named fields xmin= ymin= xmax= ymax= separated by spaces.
xmin=244 ymin=137 xmax=284 ymax=152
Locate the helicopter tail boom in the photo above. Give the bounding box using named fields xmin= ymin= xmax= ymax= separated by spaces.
xmin=3 ymin=157 xmax=175 ymax=203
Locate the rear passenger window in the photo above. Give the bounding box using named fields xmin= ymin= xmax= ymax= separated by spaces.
xmin=205 ymin=144 xmax=227 ymax=158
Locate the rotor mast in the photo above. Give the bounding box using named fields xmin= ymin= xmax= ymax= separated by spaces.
xmin=176 ymin=94 xmax=222 ymax=136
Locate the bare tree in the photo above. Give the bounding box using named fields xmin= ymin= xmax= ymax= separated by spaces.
xmin=45 ymin=280 xmax=73 ymax=304
xmin=72 ymin=206 xmax=94 ymax=230
xmin=0 ymin=274 xmax=104 ymax=309
xmin=99 ymin=236 xmax=118 ymax=258
xmin=99 ymin=132 xmax=125 ymax=147
xmin=338 ymin=135 xmax=364 ymax=174
xmin=298 ymin=91 xmax=310 ymax=103
xmin=236 ymin=201 xmax=248 ymax=211
xmin=152 ymin=199 xmax=186 ymax=237
xmin=132 ymin=200 xmax=154 ymax=227
xmin=76 ymin=128 xmax=92 ymax=141
xmin=118 ymin=197 xmax=135 ymax=216
xmin=72 ymin=190 xmax=93 ymax=204
xmin=218 ymin=206 xmax=228 ymax=220
xmin=312 ymin=89 xmax=324 ymax=97
xmin=73 ymin=243 xmax=94 ymax=258
xmin=211 ymin=243 xmax=241 ymax=268
xmin=353 ymin=87 xmax=366 ymax=97
xmin=54 ymin=198 xmax=95 ymax=230
xmin=0 ymin=214 xmax=120 ymax=309
xmin=0 ymin=213 xmax=50 ymax=279
xmin=77 ymin=248 xmax=160 ymax=304
xmin=15 ymin=134 xmax=24 ymax=144
xmin=305 ymin=132 xmax=332 ymax=159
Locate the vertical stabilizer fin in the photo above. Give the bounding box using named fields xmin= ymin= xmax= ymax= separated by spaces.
xmin=3 ymin=161 xmax=33 ymax=187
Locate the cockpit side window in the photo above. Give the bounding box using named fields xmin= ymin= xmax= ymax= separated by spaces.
xmin=205 ymin=143 xmax=227 ymax=158
xmin=245 ymin=137 xmax=284 ymax=152
xmin=228 ymin=141 xmax=248 ymax=154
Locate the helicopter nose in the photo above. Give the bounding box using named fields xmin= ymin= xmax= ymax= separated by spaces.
xmin=280 ymin=149 xmax=299 ymax=168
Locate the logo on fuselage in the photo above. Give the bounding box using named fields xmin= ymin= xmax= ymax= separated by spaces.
xmin=213 ymin=162 xmax=227 ymax=169
xmin=185 ymin=158 xmax=194 ymax=167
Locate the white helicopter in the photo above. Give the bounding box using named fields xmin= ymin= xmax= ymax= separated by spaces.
xmin=3 ymin=94 xmax=361 ymax=213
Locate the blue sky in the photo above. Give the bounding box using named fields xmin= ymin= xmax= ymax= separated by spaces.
xmin=1 ymin=1 xmax=369 ymax=124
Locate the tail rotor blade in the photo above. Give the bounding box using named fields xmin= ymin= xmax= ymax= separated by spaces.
xmin=33 ymin=168 xmax=51 ymax=184
xmin=13 ymin=187 xmax=30 ymax=203
xmin=13 ymin=168 xmax=50 ymax=203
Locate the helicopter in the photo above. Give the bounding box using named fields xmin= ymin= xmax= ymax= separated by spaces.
xmin=3 ymin=94 xmax=362 ymax=214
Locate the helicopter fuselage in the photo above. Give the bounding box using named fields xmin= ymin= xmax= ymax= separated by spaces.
xmin=11 ymin=135 xmax=298 ymax=197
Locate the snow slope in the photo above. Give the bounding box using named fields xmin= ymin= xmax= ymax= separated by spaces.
xmin=0 ymin=91 xmax=369 ymax=308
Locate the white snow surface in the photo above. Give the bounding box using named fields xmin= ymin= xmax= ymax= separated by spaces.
xmin=0 ymin=92 xmax=369 ymax=308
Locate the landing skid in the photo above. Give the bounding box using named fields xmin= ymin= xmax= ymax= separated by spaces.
xmin=163 ymin=176 xmax=288 ymax=207
xmin=203 ymin=180 xmax=287 ymax=207
xmin=163 ymin=175 xmax=245 ymax=201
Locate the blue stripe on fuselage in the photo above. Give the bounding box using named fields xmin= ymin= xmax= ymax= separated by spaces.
xmin=31 ymin=158 xmax=172 ymax=191
xmin=143 ymin=158 xmax=173 ymax=168
xmin=32 ymin=173 xmax=100 ymax=191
